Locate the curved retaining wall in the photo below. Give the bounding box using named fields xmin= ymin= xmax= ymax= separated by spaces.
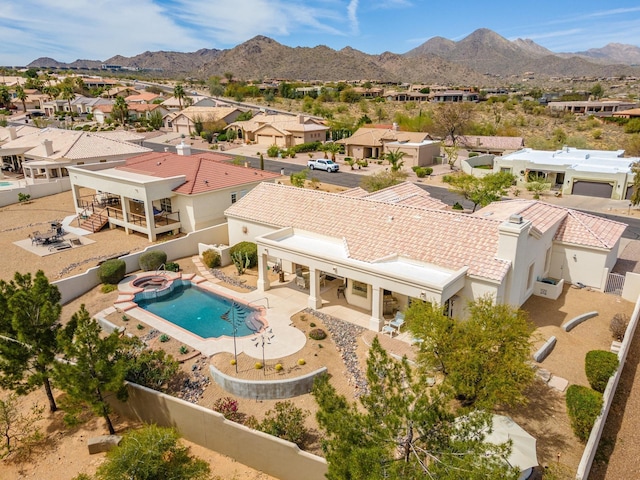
xmin=210 ymin=364 xmax=327 ymax=400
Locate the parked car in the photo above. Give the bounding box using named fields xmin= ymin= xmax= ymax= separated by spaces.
xmin=27 ymin=111 xmax=46 ymax=118
xmin=307 ymin=159 xmax=339 ymax=172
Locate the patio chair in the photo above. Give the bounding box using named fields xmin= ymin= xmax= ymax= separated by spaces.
xmin=389 ymin=312 xmax=405 ymax=332
xmin=382 ymin=324 xmax=397 ymax=337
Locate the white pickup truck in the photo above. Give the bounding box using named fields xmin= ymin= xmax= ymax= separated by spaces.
xmin=307 ymin=159 xmax=339 ymax=172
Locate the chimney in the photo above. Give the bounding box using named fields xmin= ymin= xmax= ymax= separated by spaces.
xmin=8 ymin=126 xmax=17 ymax=140
xmin=42 ymin=139 xmax=54 ymax=157
xmin=497 ymin=216 xmax=532 ymax=305
xmin=392 ymin=122 xmax=399 ymax=131
xmin=176 ymin=140 xmax=191 ymax=156
xmin=298 ymin=114 xmax=304 ymax=124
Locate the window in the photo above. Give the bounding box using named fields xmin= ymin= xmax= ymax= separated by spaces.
xmin=160 ymin=197 xmax=172 ymax=213
xmin=527 ymin=263 xmax=535 ymax=290
xmin=352 ymin=280 xmax=368 ymax=298
xmin=231 ymin=192 xmax=237 ymax=204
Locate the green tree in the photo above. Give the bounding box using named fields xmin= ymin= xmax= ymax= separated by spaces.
xmin=0 ymin=86 xmax=11 ymax=109
xmin=96 ymin=425 xmax=211 ymax=480
xmin=60 ymin=84 xmax=76 ymax=123
xmin=208 ymin=76 xmax=225 ymax=97
xmin=360 ymin=170 xmax=408 ymax=192
xmin=14 ymin=85 xmax=27 ymax=112
xmin=148 ymin=109 xmax=163 ymax=130
xmin=340 ymin=88 xmax=361 ymax=103
xmin=631 ymin=162 xmax=640 ymax=207
xmin=384 ymin=148 xmax=406 ymax=172
xmin=590 ymin=82 xmax=604 ymax=100
xmin=442 ymin=171 xmax=514 ymax=212
xmin=173 ymin=83 xmax=186 ymax=110
xmin=407 ymin=296 xmax=535 ymax=410
xmin=0 ymin=271 xmax=63 ymax=412
xmin=111 ymin=96 xmax=129 ymax=125
xmin=432 ymin=102 xmax=474 ymax=147
xmin=312 ymin=338 xmax=519 ymax=480
xmin=290 ymin=168 xmax=308 ymax=188
xmin=55 ymin=306 xmax=129 ymax=434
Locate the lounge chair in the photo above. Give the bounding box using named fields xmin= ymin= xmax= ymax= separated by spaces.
xmin=382 ymin=325 xmax=397 ymax=337
xmin=389 ymin=312 xmax=405 ymax=332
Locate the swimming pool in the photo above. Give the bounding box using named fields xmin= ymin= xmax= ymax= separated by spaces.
xmin=134 ymin=279 xmax=265 ymax=339
xmin=0 ymin=181 xmax=13 ymax=187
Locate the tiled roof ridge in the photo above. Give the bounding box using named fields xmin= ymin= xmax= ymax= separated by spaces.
xmin=259 ymin=183 xmax=500 ymax=222
xmin=565 ymin=209 xmax=626 ymax=248
xmin=59 ymin=130 xmax=83 ymax=157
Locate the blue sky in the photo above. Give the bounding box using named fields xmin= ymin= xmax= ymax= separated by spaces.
xmin=1 ymin=0 xmax=640 ymax=66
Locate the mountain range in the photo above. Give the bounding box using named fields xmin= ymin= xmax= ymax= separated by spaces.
xmin=27 ymin=28 xmax=640 ymax=84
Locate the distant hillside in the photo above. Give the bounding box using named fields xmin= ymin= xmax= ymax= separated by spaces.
xmin=27 ymin=29 xmax=640 ymax=83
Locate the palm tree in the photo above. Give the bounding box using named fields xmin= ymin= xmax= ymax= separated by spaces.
xmin=60 ymin=84 xmax=76 ymax=123
xmin=173 ymin=83 xmax=186 ymax=110
xmin=0 ymin=86 xmax=11 ymax=109
xmin=112 ymin=96 xmax=129 ymax=125
xmin=384 ymin=149 xmax=406 ymax=172
xmin=15 ymin=85 xmax=27 ymax=112
xmin=324 ymin=142 xmax=342 ymax=161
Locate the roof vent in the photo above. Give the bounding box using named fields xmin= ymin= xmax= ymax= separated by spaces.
xmin=509 ymin=214 xmax=523 ymax=224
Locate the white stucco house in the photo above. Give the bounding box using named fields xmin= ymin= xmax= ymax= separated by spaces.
xmin=494 ymin=147 xmax=638 ymax=199
xmin=224 ymin=182 xmax=626 ymax=331
xmin=0 ymin=126 xmax=151 ymax=183
xmin=67 ymin=143 xmax=281 ymax=241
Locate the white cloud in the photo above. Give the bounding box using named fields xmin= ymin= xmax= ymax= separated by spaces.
xmin=0 ymin=0 xmax=201 ymax=63
xmin=347 ymin=0 xmax=359 ymax=35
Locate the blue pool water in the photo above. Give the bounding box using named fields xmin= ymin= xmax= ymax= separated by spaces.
xmin=0 ymin=181 xmax=13 ymax=187
xmin=134 ymin=281 xmax=263 ymax=338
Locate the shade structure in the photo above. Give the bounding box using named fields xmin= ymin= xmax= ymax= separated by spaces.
xmin=485 ymin=414 xmax=538 ymax=474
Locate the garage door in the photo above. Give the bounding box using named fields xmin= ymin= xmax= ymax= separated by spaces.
xmin=572 ymin=181 xmax=613 ymax=198
xmin=626 ymin=185 xmax=635 ymax=200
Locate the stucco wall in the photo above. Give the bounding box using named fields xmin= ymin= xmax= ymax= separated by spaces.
xmin=549 ymin=244 xmax=609 ymax=289
xmin=227 ymin=217 xmax=279 ymax=248
xmin=108 ymin=382 xmax=328 ymax=480
xmin=54 ymin=223 xmax=229 ymax=304
xmin=0 ymin=177 xmax=71 ymax=207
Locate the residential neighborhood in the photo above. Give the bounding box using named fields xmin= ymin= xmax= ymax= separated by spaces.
xmin=2 ymin=31 xmax=640 ymax=480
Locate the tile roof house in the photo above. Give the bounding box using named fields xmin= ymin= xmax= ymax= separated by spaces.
xmin=226 ymin=113 xmax=328 ymax=147
xmin=67 ymin=144 xmax=281 ymax=241
xmin=494 ymin=147 xmax=638 ymax=200
xmin=164 ymin=106 xmax=243 ymax=135
xmin=0 ymin=126 xmax=151 ymax=183
xmin=225 ymin=183 xmax=626 ymax=331
xmin=447 ymin=135 xmax=525 ymax=155
xmin=337 ymin=126 xmax=439 ymax=167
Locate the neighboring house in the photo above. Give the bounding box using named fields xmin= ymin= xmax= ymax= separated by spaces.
xmin=10 ymin=89 xmax=48 ymax=111
xmin=226 ymin=113 xmax=328 ymax=147
xmin=225 ymin=182 xmax=626 ymax=331
xmin=495 ymin=147 xmax=638 ymax=199
xmin=353 ymin=87 xmax=384 ymax=98
xmin=447 ymin=135 xmax=525 ymax=155
xmin=0 ymin=127 xmax=151 ymax=182
xmin=429 ymin=90 xmax=479 ymax=102
xmin=82 ymin=78 xmax=120 ymax=89
xmin=103 ymin=86 xmax=141 ymax=98
xmin=42 ymin=99 xmax=69 ymax=116
xmin=161 ymin=95 xmax=220 ymax=111
xmin=384 ymin=91 xmax=430 ymax=102
xmin=92 ymin=103 xmax=168 ymax=124
xmin=164 ymin=106 xmax=243 ymax=135
xmin=612 ymin=108 xmax=640 ymax=119
xmin=548 ymin=100 xmax=637 ymax=116
xmin=0 ymin=125 xmax=41 ymax=171
xmin=70 ymin=96 xmax=113 ymax=115
xmin=67 ymin=145 xmax=280 ymax=241
xmin=337 ymin=126 xmax=438 ymax=166
xmin=125 ymin=92 xmax=164 ymax=104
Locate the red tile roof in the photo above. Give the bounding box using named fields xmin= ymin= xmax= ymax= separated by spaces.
xmin=116 ymin=151 xmax=280 ymax=195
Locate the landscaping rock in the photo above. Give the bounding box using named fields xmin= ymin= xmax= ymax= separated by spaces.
xmin=87 ymin=435 xmax=122 ymax=454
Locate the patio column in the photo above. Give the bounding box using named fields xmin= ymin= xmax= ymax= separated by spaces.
xmin=308 ymin=268 xmax=322 ymax=310
xmin=120 ymin=197 xmax=130 ymax=234
xmin=143 ymin=200 xmax=156 ymax=242
xmin=257 ymin=252 xmax=271 ymax=292
xmin=369 ymin=286 xmax=384 ymax=332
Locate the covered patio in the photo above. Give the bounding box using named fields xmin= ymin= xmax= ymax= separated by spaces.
xmin=253 ymin=227 xmax=467 ymax=331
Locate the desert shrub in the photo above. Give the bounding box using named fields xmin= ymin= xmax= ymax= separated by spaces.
xmin=585 ymin=350 xmax=619 ymax=393
xmin=121 ymin=347 xmax=179 ymax=392
xmin=452 ymin=202 xmax=464 ymax=210
xmin=468 ymin=152 xmax=479 ymax=157
xmin=414 ymin=167 xmax=432 ymax=178
xmin=255 ymin=401 xmax=309 ymax=447
xmin=159 ymin=334 xmax=170 ymax=343
xmin=100 ymin=284 xmax=118 ymax=293
xmin=179 ymin=345 xmax=188 ymax=355
xmin=291 ymin=141 xmax=321 ymax=153
xmin=202 ymin=249 xmax=221 ymax=268
xmin=212 ymin=396 xmax=243 ymax=423
xmin=566 ymin=384 xmax=603 ymax=442
xmin=165 ymin=262 xmax=180 ymax=272
xmin=217 ymin=133 xmax=227 ymax=142
xmin=229 ymin=241 xmax=258 ymax=268
xmin=624 ymin=118 xmax=640 ymax=134
xmin=297 ymin=358 xmax=306 ymax=365
xmin=275 ymin=363 xmax=283 ymax=371
xmin=309 ymin=328 xmax=327 ymax=340
xmin=98 ymin=259 xmax=126 ymax=285
xmin=138 ymin=250 xmax=167 ymax=271
xmin=610 ymin=313 xmax=629 ymax=341
xmin=267 ymin=144 xmax=280 ymax=157
xmin=255 ymin=362 xmax=263 ymax=369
